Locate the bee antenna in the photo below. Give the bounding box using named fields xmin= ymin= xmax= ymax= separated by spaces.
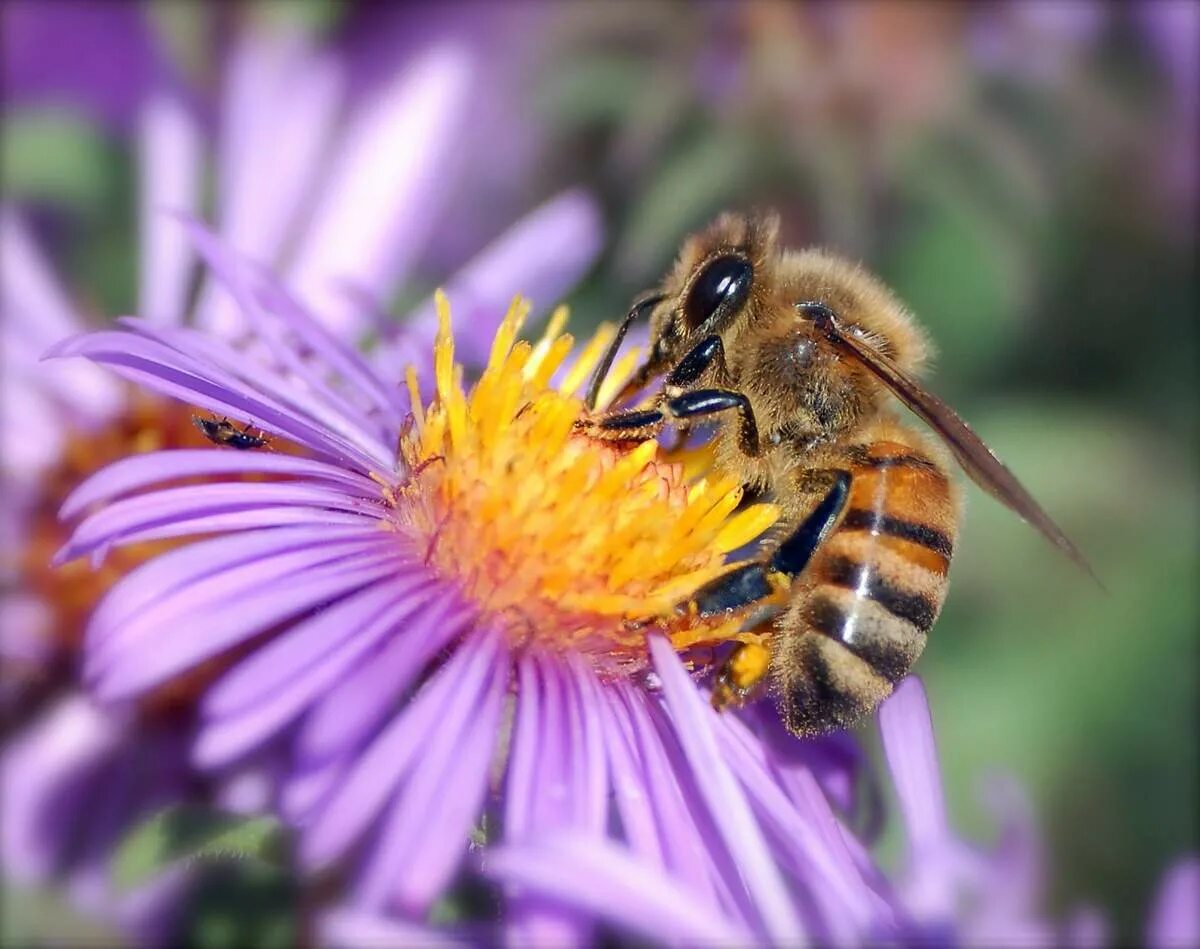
xmin=585 ymin=293 xmax=665 ymax=411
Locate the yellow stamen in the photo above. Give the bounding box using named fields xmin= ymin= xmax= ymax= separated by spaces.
xmin=393 ymin=297 xmax=781 ymax=676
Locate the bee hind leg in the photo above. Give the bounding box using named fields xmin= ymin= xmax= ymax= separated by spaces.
xmin=681 ymin=471 xmax=853 ymax=712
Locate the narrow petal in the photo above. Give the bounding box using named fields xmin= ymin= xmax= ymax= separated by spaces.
xmin=195 ymin=30 xmax=343 ymax=336
xmin=1147 ymin=857 xmax=1200 ymax=949
xmin=0 ymin=212 xmax=124 ymax=419
xmin=137 ymin=93 xmax=201 ymax=326
xmin=878 ymin=676 xmax=957 ymax=922
xmin=484 ymin=835 xmax=754 ymax=946
xmin=595 ymin=683 xmax=669 ymax=871
xmin=46 ymin=328 xmax=391 ymax=472
xmin=88 ymin=539 xmax=395 ymax=663
xmin=378 ymin=655 xmax=507 ymax=913
xmin=92 ymin=555 xmax=401 ymax=700
xmin=0 ymin=696 xmax=125 ymax=882
xmin=301 ymin=627 xmax=498 ymax=868
xmin=203 ymin=573 xmax=427 ymax=717
xmin=878 ymin=677 xmax=949 ymax=854
xmin=59 ymin=481 xmax=384 ymax=564
xmin=650 ymin=635 xmax=804 ymax=942
xmin=607 ymin=682 xmax=724 ymax=905
xmin=286 ymin=45 xmax=472 ymax=335
xmin=193 ymin=585 xmax=430 ymax=767
xmin=178 ymin=222 xmax=403 ymax=442
xmin=295 ymin=592 xmax=475 ymax=763
xmin=716 ymin=713 xmax=879 ymax=940
xmin=59 ymin=450 xmax=380 ymax=521
xmin=83 ymin=526 xmax=380 ymax=654
xmin=379 ymin=189 xmax=603 ymax=374
xmin=502 ymin=655 xmax=589 ymax=945
xmin=320 ymin=909 xmax=467 ymax=948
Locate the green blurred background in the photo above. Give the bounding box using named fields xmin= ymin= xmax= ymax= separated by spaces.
xmin=3 ymin=1 xmax=1196 ymax=938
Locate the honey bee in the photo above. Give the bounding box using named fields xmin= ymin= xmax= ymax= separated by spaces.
xmin=192 ymin=415 xmax=269 ymax=450
xmin=580 ymin=212 xmax=1095 ymax=736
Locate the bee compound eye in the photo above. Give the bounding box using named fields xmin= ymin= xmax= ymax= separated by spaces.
xmin=684 ymin=254 xmax=753 ymax=329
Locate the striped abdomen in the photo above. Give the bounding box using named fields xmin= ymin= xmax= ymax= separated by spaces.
xmin=775 ymin=438 xmax=959 ymax=736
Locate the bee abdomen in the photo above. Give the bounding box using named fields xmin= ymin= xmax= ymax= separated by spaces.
xmin=774 ymin=438 xmax=958 ymax=735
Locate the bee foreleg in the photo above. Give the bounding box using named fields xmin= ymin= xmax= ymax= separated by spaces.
xmin=576 ymin=406 xmax=667 ymax=444
xmin=663 ymin=389 xmax=760 ymax=457
xmin=665 ymin=334 xmax=725 ymax=388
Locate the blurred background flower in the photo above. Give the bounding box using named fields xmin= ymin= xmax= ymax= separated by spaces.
xmin=2 ymin=1 xmax=599 ymax=942
xmin=2 ymin=0 xmax=1196 ymax=944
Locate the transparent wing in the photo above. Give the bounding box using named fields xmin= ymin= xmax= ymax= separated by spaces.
xmin=819 ymin=315 xmax=1101 ymax=586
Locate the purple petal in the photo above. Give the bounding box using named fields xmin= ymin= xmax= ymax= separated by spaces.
xmin=176 ymin=221 xmax=403 ymax=441
xmin=59 ymin=449 xmax=380 ymax=521
xmin=649 ymin=635 xmax=803 ymax=942
xmin=1 ymin=212 xmax=124 ymax=420
xmin=878 ymin=677 xmax=948 ymax=855
xmin=203 ymin=572 xmax=428 ymax=717
xmin=367 ymin=653 xmax=507 ymax=913
xmin=595 ymin=682 xmax=670 ymax=871
xmin=195 ymin=30 xmax=343 ymax=337
xmin=84 ymin=526 xmax=381 ymax=654
xmin=192 ymin=582 xmax=433 ymax=767
xmin=378 ymin=189 xmax=603 ymax=375
xmin=502 ymin=655 xmax=589 ymax=945
xmin=46 ymin=328 xmax=391 ymax=472
xmin=1147 ymin=857 xmax=1200 ymax=949
xmin=285 ymin=45 xmax=472 ymax=336
xmin=58 ymin=481 xmax=384 ymax=565
xmin=91 ymin=555 xmax=401 ymax=700
xmin=0 ymin=0 xmax=159 ymax=130
xmin=484 ymin=835 xmax=754 ymax=946
xmin=295 ymin=590 xmax=475 ymax=763
xmin=281 ymin=754 xmax=350 ymax=826
xmin=716 ymin=713 xmax=880 ymax=938
xmin=301 ymin=627 xmax=499 ymax=869
xmin=137 ymin=94 xmax=201 ymax=327
xmin=319 ymin=908 xmax=467 ymax=948
xmin=564 ymin=656 xmax=609 ymax=834
xmin=606 ymin=682 xmax=724 ymax=905
xmin=128 ymin=293 xmax=397 ymax=462
xmin=878 ymin=676 xmax=958 ymax=923
xmin=1 ymin=695 xmax=125 ymax=882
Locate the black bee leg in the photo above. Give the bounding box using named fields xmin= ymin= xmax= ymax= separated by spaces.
xmin=584 ymin=406 xmax=667 ymax=442
xmin=767 ymin=470 xmax=851 ymax=577
xmin=663 ymin=389 xmax=760 ymax=457
xmin=664 ymin=334 xmax=725 ymax=388
xmin=683 ymin=471 xmax=852 ymax=617
xmin=585 ymin=293 xmax=666 ymax=411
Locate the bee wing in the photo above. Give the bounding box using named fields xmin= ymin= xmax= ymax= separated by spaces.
xmin=824 ymin=320 xmax=1101 ymax=586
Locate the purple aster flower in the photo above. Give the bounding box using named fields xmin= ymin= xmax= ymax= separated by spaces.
xmin=49 ymin=223 xmax=920 ymax=938
xmin=3 ymin=21 xmax=600 ymax=941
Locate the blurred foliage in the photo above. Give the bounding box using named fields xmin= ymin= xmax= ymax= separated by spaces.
xmin=3 ymin=0 xmax=1195 ymax=941
xmin=113 ymin=804 xmax=284 ymax=891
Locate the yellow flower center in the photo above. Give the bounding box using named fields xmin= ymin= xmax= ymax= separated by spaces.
xmin=386 ymin=294 xmax=780 ymax=678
